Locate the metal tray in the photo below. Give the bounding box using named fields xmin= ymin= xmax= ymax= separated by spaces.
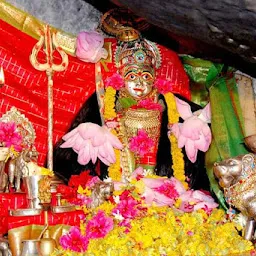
xmin=9 ymin=208 xmax=42 ymax=216
xmin=51 ymin=205 xmax=76 ymax=213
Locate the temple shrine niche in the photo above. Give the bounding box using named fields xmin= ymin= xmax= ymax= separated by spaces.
xmin=0 ymin=1 xmax=256 ymax=255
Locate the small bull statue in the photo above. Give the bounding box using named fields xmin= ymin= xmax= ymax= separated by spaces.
xmin=88 ymin=181 xmax=114 ymax=209
xmin=214 ymin=153 xmax=256 ymax=241
xmin=8 ymin=148 xmax=38 ymax=192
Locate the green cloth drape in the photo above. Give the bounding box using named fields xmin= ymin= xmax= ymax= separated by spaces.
xmin=182 ymin=56 xmax=249 ymax=210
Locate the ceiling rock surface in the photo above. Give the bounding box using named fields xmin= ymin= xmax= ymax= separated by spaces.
xmin=5 ymin=0 xmax=256 ymax=76
xmin=114 ymin=0 xmax=256 ymax=63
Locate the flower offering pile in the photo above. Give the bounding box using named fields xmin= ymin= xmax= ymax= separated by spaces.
xmin=52 ymin=169 xmax=256 ymax=256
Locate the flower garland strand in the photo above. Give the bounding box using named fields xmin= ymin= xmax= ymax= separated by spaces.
xmin=108 ymin=131 xmax=121 ymax=181
xmin=103 ymin=86 xmax=117 ymax=120
xmin=103 ymin=76 xmax=122 ymax=180
xmin=164 ymin=92 xmax=188 ymax=189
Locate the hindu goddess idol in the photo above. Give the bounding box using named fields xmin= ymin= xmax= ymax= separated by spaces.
xmin=53 ymin=27 xmax=211 ymax=190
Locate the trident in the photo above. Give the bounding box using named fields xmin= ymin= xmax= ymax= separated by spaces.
xmin=30 ymin=25 xmax=69 ymax=171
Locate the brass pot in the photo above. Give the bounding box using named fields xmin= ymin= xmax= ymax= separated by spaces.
xmin=122 ymin=108 xmax=161 ymax=171
xmin=39 ymin=238 xmax=56 ymax=256
xmin=20 ymin=240 xmax=41 ymax=256
xmin=123 ymin=108 xmax=161 ymax=142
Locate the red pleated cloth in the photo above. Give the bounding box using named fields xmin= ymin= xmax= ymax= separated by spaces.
xmin=0 ymin=19 xmax=190 ymax=166
xmin=7 ymin=210 xmax=84 ymax=231
xmin=0 ymin=193 xmax=84 ymax=234
xmin=0 ymin=19 xmax=96 ymax=165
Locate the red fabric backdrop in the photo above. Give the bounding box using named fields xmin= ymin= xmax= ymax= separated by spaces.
xmin=0 ymin=20 xmax=96 ymax=165
xmin=0 ymin=19 xmax=190 ymax=166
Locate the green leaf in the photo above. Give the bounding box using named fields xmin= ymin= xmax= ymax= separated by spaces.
xmin=119 ymin=97 xmax=137 ymax=109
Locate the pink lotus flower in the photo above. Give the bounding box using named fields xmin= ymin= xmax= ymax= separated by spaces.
xmin=86 ymin=210 xmax=114 ymax=239
xmin=136 ymin=99 xmax=163 ymax=111
xmin=60 ymin=226 xmax=89 ymax=252
xmin=171 ymin=99 xmax=212 ymax=163
xmin=129 ymin=130 xmax=154 ymax=156
xmin=141 ymin=177 xmax=185 ymax=206
xmin=154 ymin=180 xmax=179 ymax=199
xmin=0 ymin=121 xmax=22 ymax=151
xmin=179 ymin=190 xmax=218 ymax=213
xmin=105 ymin=73 xmax=124 ymax=90
xmin=76 ymin=31 xmax=108 ymax=63
xmin=154 ymin=78 xmax=173 ymax=94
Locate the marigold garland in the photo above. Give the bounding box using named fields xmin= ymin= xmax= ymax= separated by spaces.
xmin=108 ymin=147 xmax=121 ymax=181
xmin=103 ymin=87 xmax=117 ymax=120
xmin=164 ymin=92 xmax=188 ymax=189
xmin=103 ymin=86 xmax=122 ymax=180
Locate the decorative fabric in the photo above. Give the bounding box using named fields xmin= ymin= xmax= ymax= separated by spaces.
xmin=0 ymin=19 xmax=96 ymax=165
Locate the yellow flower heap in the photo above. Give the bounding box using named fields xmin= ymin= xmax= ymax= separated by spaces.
xmin=53 ymin=202 xmax=253 ymax=256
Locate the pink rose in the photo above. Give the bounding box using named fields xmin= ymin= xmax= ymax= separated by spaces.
xmin=76 ymin=31 xmax=108 ymax=63
xmin=105 ymin=73 xmax=124 ymax=90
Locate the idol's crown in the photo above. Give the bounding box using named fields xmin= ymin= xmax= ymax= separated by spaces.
xmin=115 ymin=37 xmax=161 ymax=70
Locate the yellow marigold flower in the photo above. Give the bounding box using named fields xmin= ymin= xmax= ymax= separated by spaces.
xmin=40 ymin=167 xmax=54 ymax=177
xmin=108 ymin=148 xmax=121 ymax=181
xmin=134 ymin=179 xmax=145 ymax=194
xmin=103 ymin=87 xmax=117 ymax=120
xmin=81 ymin=205 xmax=90 ymax=215
xmin=79 ymin=221 xmax=86 ymax=236
xmin=95 ymin=201 xmax=114 ymax=215
xmin=207 ymin=208 xmax=226 ymax=223
xmin=174 ymin=198 xmax=182 ymax=208
xmin=77 ymin=185 xmax=91 ymax=196
xmin=164 ymin=92 xmax=187 ymax=187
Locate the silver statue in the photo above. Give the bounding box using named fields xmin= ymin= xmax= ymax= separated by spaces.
xmin=0 ymin=238 xmax=12 ymax=256
xmin=0 ymin=147 xmax=9 ymax=193
xmin=8 ymin=148 xmax=38 ymax=192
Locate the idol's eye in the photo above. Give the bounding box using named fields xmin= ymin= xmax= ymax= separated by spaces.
xmin=125 ymin=73 xmax=137 ymax=80
xmin=142 ymin=72 xmax=153 ymax=81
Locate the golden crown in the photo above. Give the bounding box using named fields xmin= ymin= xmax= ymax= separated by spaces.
xmin=115 ymin=36 xmax=161 ymax=70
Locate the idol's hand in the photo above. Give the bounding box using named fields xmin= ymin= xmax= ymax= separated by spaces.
xmin=60 ymin=122 xmax=123 ymax=166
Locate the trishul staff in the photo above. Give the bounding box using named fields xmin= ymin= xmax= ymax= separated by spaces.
xmin=30 ymin=25 xmax=69 ymax=171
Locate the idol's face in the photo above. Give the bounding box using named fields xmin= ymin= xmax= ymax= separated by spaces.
xmin=123 ymin=64 xmax=155 ymax=99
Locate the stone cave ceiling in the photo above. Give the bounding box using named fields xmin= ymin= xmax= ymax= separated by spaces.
xmin=87 ymin=0 xmax=256 ymax=77
xmin=5 ymin=0 xmax=256 ymax=77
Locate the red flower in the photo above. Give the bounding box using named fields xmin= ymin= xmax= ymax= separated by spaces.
xmin=154 ymin=182 xmax=179 ymax=199
xmin=86 ymin=210 xmax=114 ymax=239
xmin=68 ymin=171 xmax=92 ymax=189
xmin=129 ymin=130 xmax=154 ymax=156
xmin=0 ymin=122 xmax=23 ymax=151
xmin=105 ymin=73 xmax=124 ymax=90
xmin=136 ymin=99 xmax=163 ymax=111
xmin=60 ymin=226 xmax=89 ymax=252
xmin=112 ymin=190 xmax=141 ymax=220
xmin=154 ymin=78 xmax=173 ymax=94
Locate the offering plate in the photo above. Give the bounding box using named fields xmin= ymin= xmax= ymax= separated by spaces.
xmin=9 ymin=208 xmax=42 ymax=216
xmin=51 ymin=205 xmax=76 ymax=214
